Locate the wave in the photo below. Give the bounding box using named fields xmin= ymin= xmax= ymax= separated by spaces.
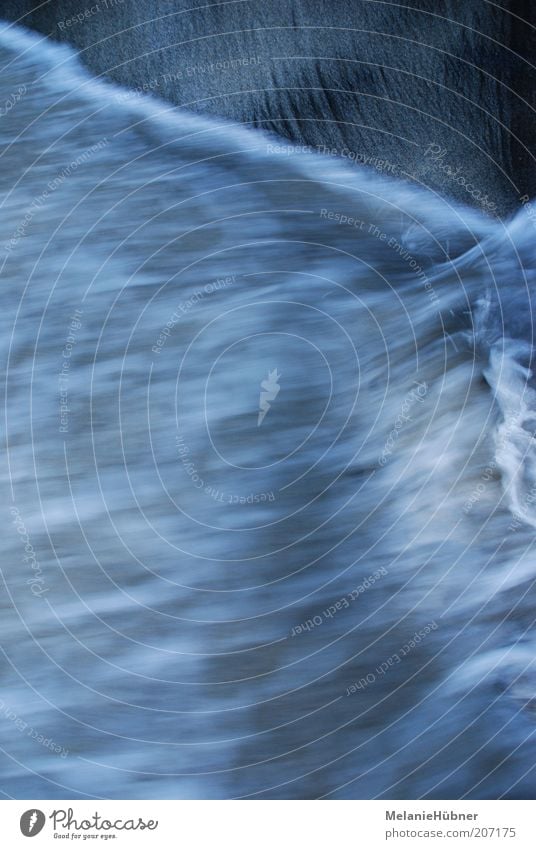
xmin=1 ymin=20 xmax=536 ymax=800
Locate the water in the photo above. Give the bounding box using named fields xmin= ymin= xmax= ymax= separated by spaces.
xmin=1 ymin=22 xmax=536 ymax=800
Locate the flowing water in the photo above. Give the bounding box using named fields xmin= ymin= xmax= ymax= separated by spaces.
xmin=1 ymin=22 xmax=536 ymax=799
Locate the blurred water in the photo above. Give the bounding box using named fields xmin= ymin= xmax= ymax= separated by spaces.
xmin=1 ymin=22 xmax=536 ymax=799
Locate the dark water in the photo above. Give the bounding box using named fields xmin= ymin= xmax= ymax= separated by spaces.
xmin=1 ymin=22 xmax=536 ymax=799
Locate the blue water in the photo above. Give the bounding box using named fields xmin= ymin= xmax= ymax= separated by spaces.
xmin=1 ymin=21 xmax=536 ymax=799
